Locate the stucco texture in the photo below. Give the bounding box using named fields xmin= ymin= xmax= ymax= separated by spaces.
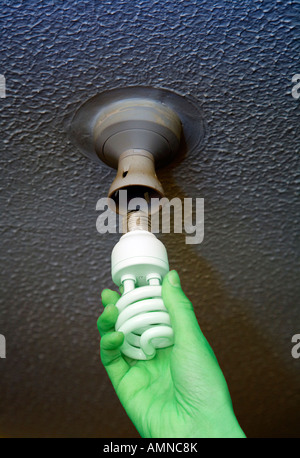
xmin=0 ymin=0 xmax=299 ymax=437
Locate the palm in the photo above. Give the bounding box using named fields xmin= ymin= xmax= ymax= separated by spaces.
xmin=117 ymin=347 xmax=180 ymax=438
xmin=115 ymin=344 xmax=224 ymax=438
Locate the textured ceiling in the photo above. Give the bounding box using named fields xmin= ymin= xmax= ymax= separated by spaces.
xmin=0 ymin=0 xmax=299 ymax=438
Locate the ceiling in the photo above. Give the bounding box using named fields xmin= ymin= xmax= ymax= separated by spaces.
xmin=0 ymin=0 xmax=299 ymax=437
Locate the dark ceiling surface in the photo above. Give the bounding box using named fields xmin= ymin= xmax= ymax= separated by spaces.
xmin=0 ymin=0 xmax=299 ymax=438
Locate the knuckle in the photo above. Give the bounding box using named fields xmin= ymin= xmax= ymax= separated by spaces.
xmin=178 ymin=297 xmax=194 ymax=311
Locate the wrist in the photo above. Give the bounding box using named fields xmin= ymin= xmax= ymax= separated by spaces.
xmin=211 ymin=410 xmax=246 ymax=438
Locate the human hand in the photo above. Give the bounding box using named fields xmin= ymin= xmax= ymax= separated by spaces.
xmin=97 ymin=270 xmax=246 ymax=438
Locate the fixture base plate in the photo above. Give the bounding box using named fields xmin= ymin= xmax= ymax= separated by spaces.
xmin=93 ymin=97 xmax=182 ymax=169
xmin=70 ymin=86 xmax=205 ymax=169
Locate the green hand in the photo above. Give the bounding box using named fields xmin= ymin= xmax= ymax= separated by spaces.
xmin=97 ymin=270 xmax=246 ymax=438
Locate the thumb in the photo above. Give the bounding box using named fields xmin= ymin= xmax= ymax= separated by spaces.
xmin=162 ymin=270 xmax=205 ymax=347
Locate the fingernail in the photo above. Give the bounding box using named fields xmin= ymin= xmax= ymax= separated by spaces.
xmin=168 ymin=270 xmax=181 ymax=287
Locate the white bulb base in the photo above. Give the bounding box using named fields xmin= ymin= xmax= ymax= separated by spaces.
xmin=111 ymin=230 xmax=169 ymax=288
